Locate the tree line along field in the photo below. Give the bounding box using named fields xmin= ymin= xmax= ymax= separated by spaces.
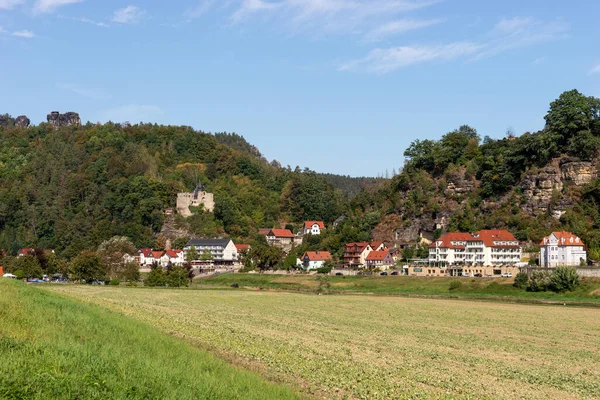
xmin=0 ymin=279 xmax=298 ymax=400
xmin=47 ymin=284 xmax=600 ymax=399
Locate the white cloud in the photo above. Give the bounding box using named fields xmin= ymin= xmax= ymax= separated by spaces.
xmin=34 ymin=0 xmax=82 ymax=13
xmin=112 ymin=5 xmax=146 ymax=24
xmin=590 ymin=64 xmax=600 ymax=75
xmin=229 ymin=0 xmax=441 ymax=34
xmin=342 ymin=16 xmax=569 ymax=74
xmin=11 ymin=29 xmax=35 ymax=38
xmin=58 ymin=15 xmax=109 ymax=28
xmin=364 ymin=18 xmax=443 ymax=42
xmin=0 ymin=0 xmax=24 ymax=10
xmin=340 ymin=42 xmax=482 ymax=74
xmin=102 ymin=104 xmax=163 ymax=123
xmin=474 ymin=16 xmax=569 ymax=60
xmin=56 ymin=83 xmax=109 ymax=99
xmin=231 ymin=0 xmax=280 ymax=23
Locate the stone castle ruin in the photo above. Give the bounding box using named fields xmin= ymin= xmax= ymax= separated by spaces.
xmin=176 ymin=184 xmax=214 ymax=217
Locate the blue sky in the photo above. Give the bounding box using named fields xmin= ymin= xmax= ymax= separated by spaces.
xmin=1 ymin=0 xmax=600 ymax=176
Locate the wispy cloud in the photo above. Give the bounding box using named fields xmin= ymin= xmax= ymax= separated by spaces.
xmin=0 ymin=0 xmax=24 ymax=10
xmin=112 ymin=5 xmax=146 ymax=24
xmin=102 ymin=104 xmax=163 ymax=123
xmin=11 ymin=29 xmax=35 ymax=38
xmin=340 ymin=42 xmax=482 ymax=74
xmin=342 ymin=16 xmax=569 ymax=74
xmin=227 ymin=0 xmax=441 ymax=35
xmin=363 ymin=18 xmax=443 ymax=42
xmin=58 ymin=14 xmax=110 ymax=28
xmin=56 ymin=83 xmax=109 ymax=99
xmin=473 ymin=16 xmax=569 ymax=60
xmin=590 ymin=64 xmax=600 ymax=75
xmin=34 ymin=0 xmax=82 ymax=13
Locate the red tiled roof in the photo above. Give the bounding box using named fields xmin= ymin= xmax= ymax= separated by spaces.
xmin=430 ymin=233 xmax=474 ymax=248
xmin=370 ymin=242 xmax=385 ymax=250
xmin=258 ymin=228 xmax=271 ymax=235
xmin=152 ymin=251 xmax=165 ymax=259
xmin=139 ymin=248 xmax=153 ymax=257
xmin=540 ymin=231 xmax=584 ymax=247
xmin=269 ymin=229 xmax=295 ymax=238
xmin=472 ymin=230 xmax=517 ymax=247
xmin=366 ymin=250 xmax=387 ymax=261
xmin=235 ymin=244 xmax=250 ymax=251
xmin=19 ymin=248 xmax=34 ymax=256
xmin=345 ymin=242 xmax=371 ymax=253
xmin=166 ymin=250 xmax=182 ymax=258
xmin=302 ymin=251 xmax=332 ymax=261
xmin=304 ymin=221 xmax=325 ymax=229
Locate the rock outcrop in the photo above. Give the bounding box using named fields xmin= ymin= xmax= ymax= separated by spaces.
xmin=520 ymin=158 xmax=598 ymax=218
xmin=15 ymin=115 xmax=30 ymax=128
xmin=47 ymin=111 xmax=81 ymax=128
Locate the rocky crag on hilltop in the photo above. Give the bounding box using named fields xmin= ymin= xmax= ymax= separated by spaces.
xmin=0 ymin=114 xmax=30 ymax=128
xmin=47 ymin=111 xmax=81 ymax=128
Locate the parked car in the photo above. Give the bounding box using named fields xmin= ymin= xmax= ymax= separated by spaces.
xmin=380 ymin=272 xmax=388 ymax=276
xmin=501 ymin=273 xmax=513 ymax=278
xmin=391 ymin=271 xmax=399 ymax=275
xmin=474 ymin=273 xmax=483 ymax=278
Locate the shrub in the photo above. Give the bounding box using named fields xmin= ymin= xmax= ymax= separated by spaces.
xmin=527 ymin=270 xmax=551 ymax=292
xmin=316 ymin=275 xmax=331 ymax=294
xmin=449 ymin=280 xmax=462 ymax=291
xmin=231 ymin=283 xmax=239 ymax=288
xmin=550 ymin=266 xmax=580 ymax=292
xmin=513 ymin=272 xmax=529 ymax=289
xmin=109 ymin=278 xmax=120 ymax=286
xmin=316 ymin=265 xmax=332 ymax=274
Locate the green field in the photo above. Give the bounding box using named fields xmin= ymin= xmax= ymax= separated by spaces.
xmin=199 ymin=273 xmax=600 ymax=304
xmin=0 ymin=279 xmax=297 ymax=399
xmin=48 ymin=284 xmax=600 ymax=399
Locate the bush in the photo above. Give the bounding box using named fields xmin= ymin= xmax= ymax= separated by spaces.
xmin=527 ymin=270 xmax=551 ymax=292
xmin=316 ymin=265 xmax=332 ymax=274
xmin=109 ymin=278 xmax=120 ymax=286
xmin=449 ymin=280 xmax=462 ymax=291
xmin=513 ymin=272 xmax=529 ymax=289
xmin=231 ymin=283 xmax=239 ymax=288
xmin=550 ymin=266 xmax=580 ymax=292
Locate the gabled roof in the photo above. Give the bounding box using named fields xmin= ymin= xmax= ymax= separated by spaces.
xmin=166 ymin=250 xmax=183 ymax=258
xmin=304 ymin=221 xmax=325 ymax=229
xmin=235 ymin=244 xmax=250 ymax=251
xmin=472 ymin=230 xmax=518 ymax=247
xmin=302 ymin=251 xmax=332 ymax=261
xmin=268 ymin=229 xmax=295 ymax=238
xmin=370 ymin=242 xmax=385 ymax=250
xmin=345 ymin=242 xmax=371 ymax=252
xmin=152 ymin=251 xmax=165 ymax=259
xmin=366 ymin=250 xmax=388 ymax=261
xmin=540 ymin=231 xmax=584 ymax=247
xmin=139 ymin=248 xmax=153 ymax=257
xmin=429 ymin=233 xmax=474 ymax=248
xmin=19 ymin=248 xmax=34 ymax=256
xmin=258 ymin=228 xmax=271 ymax=235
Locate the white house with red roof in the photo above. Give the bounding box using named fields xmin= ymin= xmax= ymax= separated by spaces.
xmin=164 ymin=249 xmax=185 ymax=266
xmin=302 ymin=221 xmax=325 ymax=236
xmin=299 ymin=251 xmax=332 ymax=270
xmin=429 ymin=230 xmax=521 ymax=268
xmin=540 ymin=232 xmax=586 ymax=268
xmin=365 ymin=250 xmax=394 ymax=270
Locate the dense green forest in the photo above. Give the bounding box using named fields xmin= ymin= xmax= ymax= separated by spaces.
xmin=0 ymin=124 xmax=353 ymax=258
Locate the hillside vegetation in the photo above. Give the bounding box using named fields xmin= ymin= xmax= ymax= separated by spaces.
xmin=0 ymin=279 xmax=297 ymax=399
xmin=2 ymin=89 xmax=600 ymax=263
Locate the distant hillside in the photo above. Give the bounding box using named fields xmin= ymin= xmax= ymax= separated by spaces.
xmin=318 ymin=173 xmax=388 ymax=198
xmin=355 ymin=89 xmax=600 ymax=260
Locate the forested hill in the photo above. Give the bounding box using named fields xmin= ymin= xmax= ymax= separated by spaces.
xmin=0 ymin=123 xmax=347 ymax=257
xmin=350 ymin=89 xmax=600 ymax=259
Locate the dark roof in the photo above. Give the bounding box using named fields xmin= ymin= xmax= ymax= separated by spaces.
xmin=187 ymin=238 xmax=232 ymax=247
